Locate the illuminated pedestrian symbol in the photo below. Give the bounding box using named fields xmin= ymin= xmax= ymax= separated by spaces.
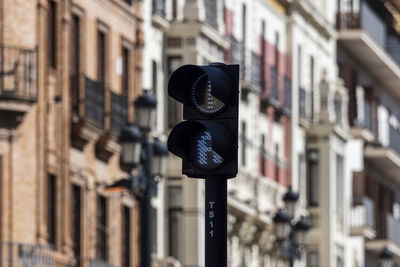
xmin=196 ymin=131 xmax=223 ymax=168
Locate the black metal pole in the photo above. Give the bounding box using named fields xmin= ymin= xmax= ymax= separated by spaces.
xmin=205 ymin=177 xmax=227 ymax=267
xmin=140 ymin=138 xmax=153 ymax=267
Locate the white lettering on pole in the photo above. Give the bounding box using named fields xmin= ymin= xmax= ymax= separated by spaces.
xmin=208 ymin=201 xmax=215 ymax=238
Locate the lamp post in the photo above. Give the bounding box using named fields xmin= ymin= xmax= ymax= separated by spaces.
xmin=273 ymin=188 xmax=310 ymax=267
xmin=118 ymin=90 xmax=168 ymax=267
xmin=380 ymin=247 xmax=393 ymax=267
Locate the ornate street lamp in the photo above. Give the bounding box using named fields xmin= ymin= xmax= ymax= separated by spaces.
xmin=283 ymin=187 xmax=299 ymax=218
xmin=380 ymin=247 xmax=393 ymax=267
xmin=272 ymin=188 xmax=310 ymax=267
xmin=110 ymin=91 xmax=168 ymax=267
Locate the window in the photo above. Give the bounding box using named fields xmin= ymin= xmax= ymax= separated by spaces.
xmin=261 ymin=21 xmax=266 ymax=90
xmin=121 ymin=206 xmax=130 ymax=267
xmin=172 ymin=0 xmax=178 ymax=20
xmin=307 ymin=150 xmax=319 ymax=206
xmin=71 ymin=14 xmax=80 ymax=114
xmin=152 ymin=207 xmax=157 ymax=253
xmin=241 ymin=121 xmax=246 ymax=166
xmin=97 ymin=30 xmax=106 ymax=82
xmin=168 ymin=186 xmax=183 ymax=262
xmin=71 ymin=185 xmax=81 ymax=264
xmin=97 ymin=195 xmax=107 ymax=260
xmin=298 ymin=154 xmax=306 ymax=200
xmin=274 ymin=144 xmax=280 ymax=182
xmin=275 ymin=32 xmax=279 ymax=69
xmin=241 ymin=4 xmax=246 ymax=72
xmin=336 ymin=154 xmax=344 ymax=231
xmin=310 ymin=56 xmax=314 ymax=120
xmin=260 ymin=134 xmax=266 ymax=176
xmin=47 ymin=174 xmax=57 ymax=245
xmin=307 ymin=251 xmax=319 ymax=267
xmin=298 ymin=45 xmax=302 ymax=87
xmin=167 ymin=56 xmax=182 ymax=128
xmin=122 ymin=46 xmax=130 ymax=96
xmin=152 ymin=60 xmax=158 ymax=97
xmin=48 ymin=0 xmax=57 ymax=68
xmin=71 ymin=14 xmax=80 ymax=75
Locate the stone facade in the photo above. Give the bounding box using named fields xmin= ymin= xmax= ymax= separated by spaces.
xmin=0 ymin=0 xmax=143 ymax=266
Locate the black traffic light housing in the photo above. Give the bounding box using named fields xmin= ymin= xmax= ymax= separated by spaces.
xmin=167 ymin=63 xmax=239 ymax=178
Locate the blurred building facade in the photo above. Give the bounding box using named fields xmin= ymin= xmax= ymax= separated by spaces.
xmin=2 ymin=0 xmax=400 ymax=267
xmin=143 ymin=0 xmax=400 ymax=267
xmin=337 ymin=0 xmax=400 ymax=266
xmin=0 ymin=0 xmax=144 ymax=266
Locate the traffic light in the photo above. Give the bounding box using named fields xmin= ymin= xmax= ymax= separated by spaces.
xmin=167 ymin=63 xmax=239 ymax=178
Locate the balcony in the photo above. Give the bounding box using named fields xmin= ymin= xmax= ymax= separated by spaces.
xmin=364 ymin=123 xmax=400 ymax=183
xmin=71 ymin=74 xmax=105 ymax=149
xmin=283 ymin=76 xmax=292 ymax=115
xmin=337 ymin=1 xmax=400 ymax=99
xmin=110 ymin=91 xmax=127 ymax=136
xmin=269 ymin=66 xmax=279 ymax=108
xmin=152 ymin=0 xmax=169 ymax=29
xmin=350 ymin=197 xmax=376 ymax=239
xmin=95 ymin=91 xmax=126 ymax=160
xmin=0 ymin=241 xmax=54 ymax=266
xmin=299 ymin=87 xmax=308 ymax=121
xmin=367 ymin=213 xmax=400 ymax=257
xmin=350 ymin=97 xmax=375 ymax=142
xmin=204 ymin=0 xmax=217 ymax=29
xmin=0 ymin=44 xmax=37 ymax=123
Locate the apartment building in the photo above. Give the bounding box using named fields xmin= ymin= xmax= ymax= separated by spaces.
xmin=0 ymin=0 xmax=143 ymax=266
xmin=224 ymin=0 xmax=294 ymax=266
xmin=337 ymin=0 xmax=400 ymax=266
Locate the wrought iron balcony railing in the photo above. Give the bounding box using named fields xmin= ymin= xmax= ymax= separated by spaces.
xmin=85 ymin=78 xmax=105 ymax=128
xmin=385 ymin=213 xmax=400 ymax=245
xmin=71 ymin=74 xmax=105 ymax=129
xmin=283 ymin=76 xmax=292 ymax=114
xmin=389 ymin=124 xmax=400 ymax=155
xmin=250 ymin=52 xmax=261 ymax=90
xmin=350 ymin=197 xmax=375 ymax=229
xmin=152 ymin=0 xmax=166 ymax=17
xmin=299 ymin=87 xmax=307 ymax=120
xmin=204 ymin=0 xmax=217 ymax=28
xmin=110 ymin=91 xmax=127 ymax=136
xmin=270 ymin=66 xmax=279 ymax=104
xmin=0 ymin=45 xmax=37 ymax=101
xmin=0 ymin=241 xmax=54 ymax=266
xmin=228 ymin=36 xmax=241 ymax=65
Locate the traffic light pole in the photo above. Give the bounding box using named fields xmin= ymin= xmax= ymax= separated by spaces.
xmin=205 ymin=177 xmax=227 ymax=267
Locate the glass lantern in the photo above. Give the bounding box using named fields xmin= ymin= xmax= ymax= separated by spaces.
xmin=119 ymin=124 xmax=142 ymax=168
xmin=134 ymin=91 xmax=157 ymax=132
xmin=273 ymin=209 xmax=291 ymax=241
xmin=152 ymin=137 xmax=168 ymax=177
xmin=294 ymin=216 xmax=310 ymax=247
xmin=283 ymin=187 xmax=299 ymax=218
